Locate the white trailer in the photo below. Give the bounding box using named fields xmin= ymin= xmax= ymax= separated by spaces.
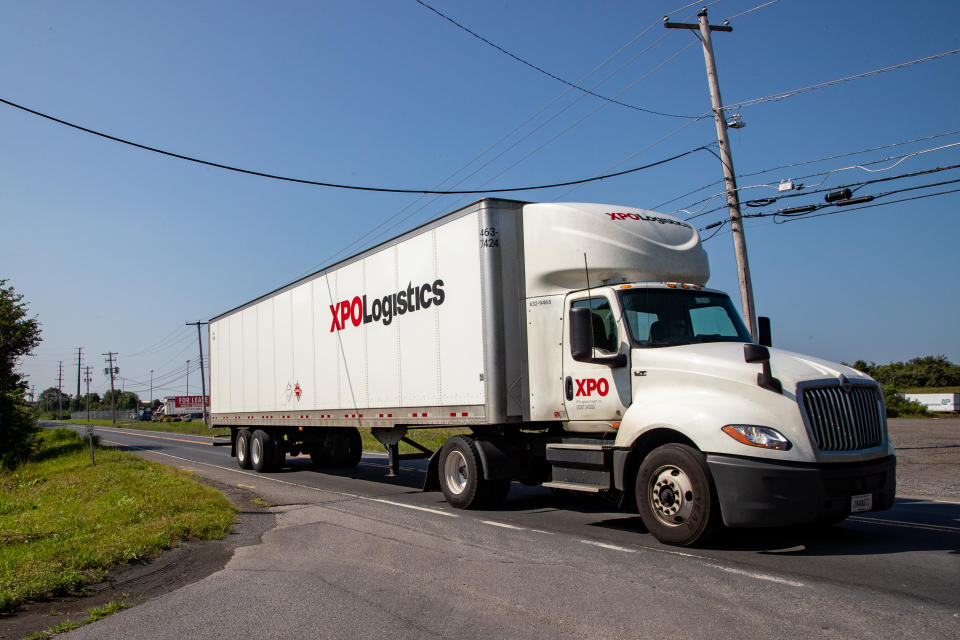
xmin=157 ymin=395 xmax=209 ymax=418
xmin=209 ymin=199 xmax=895 ymax=546
xmin=902 ymin=393 xmax=959 ymax=413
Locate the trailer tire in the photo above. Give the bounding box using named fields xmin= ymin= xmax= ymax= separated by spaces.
xmin=236 ymin=429 xmax=252 ymax=470
xmin=636 ymin=443 xmax=720 ymax=547
xmin=334 ymin=428 xmax=363 ymax=468
xmin=250 ymin=429 xmax=275 ymax=473
xmin=273 ymin=433 xmax=286 ymax=470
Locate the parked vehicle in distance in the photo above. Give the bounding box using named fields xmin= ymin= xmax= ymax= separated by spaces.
xmin=135 ymin=409 xmax=152 ymax=421
xmin=208 ymin=199 xmax=896 ymax=546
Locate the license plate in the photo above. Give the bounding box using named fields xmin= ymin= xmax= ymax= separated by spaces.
xmin=851 ymin=493 xmax=873 ymax=513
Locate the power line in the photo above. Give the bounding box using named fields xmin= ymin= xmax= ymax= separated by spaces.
xmin=675 ymin=141 xmax=960 ymax=217
xmin=654 ymin=129 xmax=960 ymax=210
xmin=723 ymin=48 xmax=960 ymax=111
xmin=0 ymin=96 xmax=709 ymax=195
xmin=414 ymin=0 xmax=702 ymax=118
xmin=700 ymin=177 xmax=960 ymax=236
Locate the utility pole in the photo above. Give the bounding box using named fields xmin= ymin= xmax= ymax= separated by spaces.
xmin=665 ymin=8 xmax=757 ymax=339
xmin=186 ymin=321 xmax=209 ymax=427
xmin=103 ymin=352 xmax=118 ymax=425
xmin=84 ymin=366 xmax=93 ymax=423
xmin=76 ymin=347 xmax=82 ymax=405
xmin=150 ymin=369 xmax=154 ymax=409
xmin=57 ymin=361 xmax=63 ymax=420
xmin=186 ymin=360 xmax=190 ymax=396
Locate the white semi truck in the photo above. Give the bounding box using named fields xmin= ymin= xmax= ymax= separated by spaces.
xmin=209 ymin=199 xmax=895 ymax=546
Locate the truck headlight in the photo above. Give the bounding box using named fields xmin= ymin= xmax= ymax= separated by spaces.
xmin=721 ymin=425 xmax=791 ymax=451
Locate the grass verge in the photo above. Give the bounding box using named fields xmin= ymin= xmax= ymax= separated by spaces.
xmin=64 ymin=418 xmax=230 ymax=437
xmin=65 ymin=419 xmax=466 ymax=454
xmin=21 ymin=600 xmax=131 ymax=639
xmin=0 ymin=428 xmax=236 ymax=613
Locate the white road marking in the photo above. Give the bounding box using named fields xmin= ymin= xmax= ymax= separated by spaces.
xmin=100 ymin=439 xmax=462 ymax=520
xmin=365 ymin=498 xmax=457 ymax=517
xmin=702 ymin=563 xmax=805 ymax=587
xmin=849 ymin=516 xmax=960 ymax=534
xmin=580 ymin=539 xmax=637 ymax=553
xmin=481 ymin=520 xmax=526 ymax=530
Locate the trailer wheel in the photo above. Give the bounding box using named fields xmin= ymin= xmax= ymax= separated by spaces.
xmin=636 ymin=443 xmax=720 ymax=547
xmin=335 ymin=428 xmax=363 ymax=468
xmin=273 ymin=432 xmax=286 ymax=470
xmin=250 ymin=429 xmax=275 ymax=473
xmin=236 ymin=429 xmax=252 ymax=470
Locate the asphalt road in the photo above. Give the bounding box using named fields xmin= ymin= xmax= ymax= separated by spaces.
xmin=57 ymin=423 xmax=959 ymax=639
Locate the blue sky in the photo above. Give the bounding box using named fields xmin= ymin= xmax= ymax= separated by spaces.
xmin=3 ymin=0 xmax=958 ymax=400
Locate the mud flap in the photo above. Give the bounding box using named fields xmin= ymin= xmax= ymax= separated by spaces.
xmin=423 ymin=448 xmax=442 ymax=492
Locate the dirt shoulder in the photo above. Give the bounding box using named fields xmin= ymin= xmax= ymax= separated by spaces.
xmin=888 ymin=417 xmax=960 ymax=500
xmin=0 ymin=479 xmax=275 ymax=640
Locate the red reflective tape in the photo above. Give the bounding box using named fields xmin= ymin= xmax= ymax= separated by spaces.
xmin=450 ymin=413 xmax=456 ymax=417
xmin=462 ymin=412 xmax=468 ymax=417
xmin=388 ymin=413 xmax=393 ymax=418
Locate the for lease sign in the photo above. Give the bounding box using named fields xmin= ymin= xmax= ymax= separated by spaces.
xmin=173 ymin=395 xmax=210 ymax=409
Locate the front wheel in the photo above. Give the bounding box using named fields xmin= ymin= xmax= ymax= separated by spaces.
xmin=636 ymin=443 xmax=720 ymax=547
xmin=438 ymin=436 xmax=510 ymax=509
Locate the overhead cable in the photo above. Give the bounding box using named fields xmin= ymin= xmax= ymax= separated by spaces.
xmin=414 ymin=0 xmax=704 ymax=118
xmin=723 ymin=48 xmax=960 ymax=111
xmin=0 ymin=96 xmax=709 ymax=195
xmin=653 ymin=129 xmax=960 ymax=210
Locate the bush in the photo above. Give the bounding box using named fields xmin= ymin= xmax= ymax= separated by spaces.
xmin=882 ymin=384 xmax=930 ymax=418
xmin=0 ymin=389 xmax=39 ymax=469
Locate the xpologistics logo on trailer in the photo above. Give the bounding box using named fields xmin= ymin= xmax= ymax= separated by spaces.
xmin=329 ymin=279 xmax=446 ymax=332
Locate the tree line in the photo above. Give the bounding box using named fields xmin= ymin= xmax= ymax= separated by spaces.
xmin=848 ymin=355 xmax=959 ymax=417
xmin=34 ymin=388 xmax=157 ymax=416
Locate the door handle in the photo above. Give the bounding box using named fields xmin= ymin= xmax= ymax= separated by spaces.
xmin=565 ymin=376 xmax=573 ymax=401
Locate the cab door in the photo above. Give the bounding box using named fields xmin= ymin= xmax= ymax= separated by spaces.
xmin=562 ymin=293 xmax=630 ymax=425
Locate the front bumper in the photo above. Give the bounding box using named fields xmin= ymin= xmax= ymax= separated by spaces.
xmin=706 ymin=453 xmax=896 ymax=528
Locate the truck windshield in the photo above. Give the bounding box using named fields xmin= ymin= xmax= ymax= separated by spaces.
xmin=618 ymin=288 xmax=752 ymax=347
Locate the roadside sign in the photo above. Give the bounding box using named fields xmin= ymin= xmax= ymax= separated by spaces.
xmin=85 ymin=424 xmax=94 ymax=435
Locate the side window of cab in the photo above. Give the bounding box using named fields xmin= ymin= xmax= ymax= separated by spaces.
xmin=571 ymin=297 xmax=619 ymax=354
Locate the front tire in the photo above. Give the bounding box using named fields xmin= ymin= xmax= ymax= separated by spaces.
xmin=438 ymin=436 xmax=510 ymax=509
xmin=636 ymin=443 xmax=720 ymax=547
xmin=236 ymin=429 xmax=252 ymax=470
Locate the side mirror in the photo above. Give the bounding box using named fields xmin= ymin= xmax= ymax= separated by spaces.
xmin=743 ymin=343 xmax=782 ymax=394
xmin=569 ymin=307 xmax=627 ymax=367
xmin=758 ymin=316 xmax=772 ymax=347
xmin=743 ymin=343 xmax=770 ymax=363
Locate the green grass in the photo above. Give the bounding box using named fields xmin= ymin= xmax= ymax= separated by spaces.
xmin=0 ymin=428 xmax=236 ymax=613
xmin=899 ymin=386 xmax=960 ymax=394
xmin=64 ymin=419 xmax=466 ymax=454
xmin=64 ymin=418 xmax=230 ymax=438
xmin=358 ymin=427 xmax=470 ymax=454
xmin=22 ymin=600 xmax=131 ymax=639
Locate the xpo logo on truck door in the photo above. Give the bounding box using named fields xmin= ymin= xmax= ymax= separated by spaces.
xmin=576 ymin=378 xmax=609 ymax=397
xmin=329 ymin=278 xmax=446 ymax=332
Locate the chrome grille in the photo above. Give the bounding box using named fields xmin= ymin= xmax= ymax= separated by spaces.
xmin=802 ymin=384 xmax=886 ymax=452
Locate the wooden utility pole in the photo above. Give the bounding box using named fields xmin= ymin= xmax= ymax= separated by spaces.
xmin=665 ymin=8 xmax=757 ymax=339
xmin=57 ymin=361 xmax=63 ymax=420
xmin=187 ymin=321 xmax=209 ymax=427
xmin=103 ymin=352 xmax=118 ymax=425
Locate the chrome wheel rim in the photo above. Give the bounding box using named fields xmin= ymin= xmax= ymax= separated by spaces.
xmin=251 ymin=437 xmax=262 ymax=466
xmin=649 ymin=464 xmax=695 ymax=526
xmin=237 ymin=434 xmax=247 ymax=463
xmin=443 ymin=450 xmax=468 ymax=495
